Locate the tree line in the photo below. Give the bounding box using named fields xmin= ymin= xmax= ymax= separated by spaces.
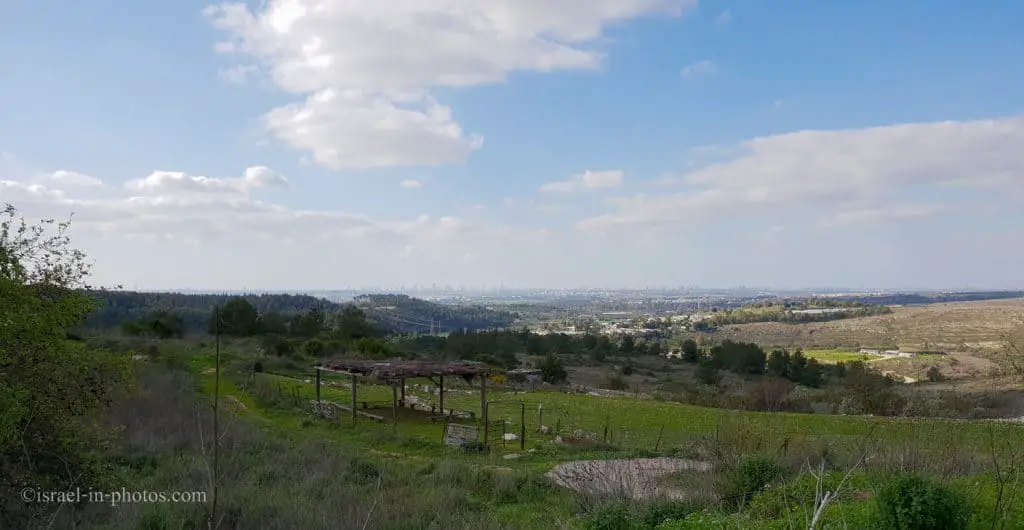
xmin=83 ymin=290 xmax=518 ymax=335
xmin=702 ymin=303 xmax=892 ymax=326
xmin=674 ymin=339 xmax=835 ymax=388
xmin=354 ymin=294 xmax=519 ymax=333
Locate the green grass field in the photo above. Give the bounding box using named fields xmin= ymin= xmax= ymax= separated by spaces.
xmin=178 ymin=348 xmax=1024 ymax=529
xmin=802 ymin=349 xmax=875 ymax=364
xmin=190 ymin=351 xmax=1024 ymax=465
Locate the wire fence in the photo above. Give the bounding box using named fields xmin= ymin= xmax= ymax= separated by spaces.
xmin=247 ymin=370 xmax=1024 ymax=472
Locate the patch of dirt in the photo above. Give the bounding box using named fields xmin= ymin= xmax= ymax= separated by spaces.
xmin=546 ymin=458 xmax=712 ymax=501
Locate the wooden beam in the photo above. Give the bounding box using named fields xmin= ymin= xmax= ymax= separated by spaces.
xmin=319 ymin=401 xmax=385 ymax=422
xmin=400 ymin=377 xmax=406 ymax=406
xmin=315 ymin=368 xmax=321 ymax=403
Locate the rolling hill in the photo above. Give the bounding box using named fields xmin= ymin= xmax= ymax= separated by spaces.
xmin=80 ymin=290 xmax=520 ymax=334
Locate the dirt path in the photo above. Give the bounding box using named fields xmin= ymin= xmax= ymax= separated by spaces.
xmin=546 ymin=458 xmax=712 ymax=501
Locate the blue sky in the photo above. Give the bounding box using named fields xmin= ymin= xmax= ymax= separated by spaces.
xmin=1 ymin=0 xmax=1023 ymax=290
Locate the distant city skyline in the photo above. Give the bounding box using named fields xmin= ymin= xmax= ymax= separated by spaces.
xmin=124 ymin=285 xmax=1019 ymax=296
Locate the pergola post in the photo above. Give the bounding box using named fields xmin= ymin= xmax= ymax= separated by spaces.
xmin=438 ymin=375 xmax=445 ymax=419
xmin=400 ymin=377 xmax=406 ymax=406
xmin=481 ymin=375 xmax=488 ymax=445
xmin=392 ymin=382 xmax=398 ymax=435
xmin=350 ymin=373 xmax=357 ymax=425
xmin=315 ymin=368 xmax=321 ymax=403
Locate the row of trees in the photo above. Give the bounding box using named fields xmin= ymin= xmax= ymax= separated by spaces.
xmin=703 ymin=304 xmax=892 ymax=326
xmin=209 ymin=297 xmax=379 ymax=341
xmin=82 ymin=290 xmax=338 ymax=331
xmin=392 ymin=329 xmax=679 ymax=369
xmin=671 ymin=339 xmax=830 ymax=388
xmin=354 ymin=294 xmax=519 ymax=333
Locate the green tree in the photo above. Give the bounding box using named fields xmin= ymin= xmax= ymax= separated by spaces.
xmin=211 ymin=296 xmax=260 ymax=336
xmin=1 ymin=205 xmax=130 ymax=525
xmin=259 ymin=311 xmax=289 ymax=335
xmin=291 ymin=306 xmax=326 ymax=338
xmin=539 ymin=355 xmax=568 ymax=384
xmin=526 ymin=333 xmax=548 ymax=356
xmin=681 ymin=339 xmax=700 ymax=363
xmin=332 ymin=305 xmax=375 ymax=341
xmin=695 ymin=359 xmax=721 ymax=386
xmin=619 ymin=335 xmax=635 ymax=355
xmin=260 ymin=334 xmax=295 ymax=358
xmin=302 ymin=339 xmax=326 ymax=357
xmin=766 ymin=349 xmax=790 ymax=378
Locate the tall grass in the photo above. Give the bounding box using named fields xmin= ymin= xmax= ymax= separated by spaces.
xmin=44 ymin=364 xmax=572 ymax=530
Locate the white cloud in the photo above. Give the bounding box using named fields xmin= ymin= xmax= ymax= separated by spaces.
xmin=48 ymin=170 xmax=103 ymax=187
xmin=539 ymin=170 xmax=624 ymax=193
xmin=2 ymin=162 xmax=547 ymax=288
xmin=1 ymin=180 xmax=66 ymax=201
xmin=220 ymin=64 xmax=259 ymax=84
xmin=819 ymin=205 xmax=946 ymax=229
xmin=262 ymin=90 xmax=483 ymax=170
xmin=205 ymin=0 xmax=698 ymax=170
xmin=579 ymin=115 xmax=1024 ymax=231
xmin=681 ymin=59 xmax=716 ymax=78
xmin=124 ymin=166 xmax=289 ymax=196
xmin=399 ymin=179 xmax=424 ymax=189
xmin=716 ymin=9 xmax=732 ymax=27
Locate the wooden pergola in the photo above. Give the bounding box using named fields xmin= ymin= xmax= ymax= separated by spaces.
xmin=313 ymin=359 xmax=494 ymax=438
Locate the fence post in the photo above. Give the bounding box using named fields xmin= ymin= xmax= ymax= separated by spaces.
xmin=520 ymin=403 xmax=526 ymax=451
xmin=654 ymin=423 xmax=666 ymax=452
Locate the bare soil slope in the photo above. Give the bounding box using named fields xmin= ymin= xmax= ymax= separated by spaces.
xmin=716 ymin=298 xmax=1024 ymax=352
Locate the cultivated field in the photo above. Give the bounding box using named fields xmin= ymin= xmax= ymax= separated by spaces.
xmin=716 ymin=298 xmax=1024 ymax=352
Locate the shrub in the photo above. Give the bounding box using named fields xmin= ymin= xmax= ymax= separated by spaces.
xmin=583 ymin=502 xmax=638 ymax=530
xmin=695 ymin=360 xmax=721 ymax=386
xmin=721 ymin=454 xmax=787 ymax=507
xmin=539 ymin=354 xmax=568 ymax=384
xmin=870 ymin=474 xmax=970 ymax=530
xmin=606 ymin=375 xmax=629 ymax=391
xmin=461 ymin=440 xmax=488 ymax=453
xmin=640 ymin=500 xmax=702 ymax=528
xmin=926 ymin=366 xmax=945 ymax=383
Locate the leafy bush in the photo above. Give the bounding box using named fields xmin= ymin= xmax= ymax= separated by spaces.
xmin=583 ymin=502 xmax=638 ymax=530
xmin=721 ymin=454 xmax=787 ymax=507
xmin=695 ymin=360 xmax=721 ymax=386
xmin=606 ymin=375 xmax=629 ymax=391
xmin=461 ymin=440 xmax=488 ymax=453
xmin=539 ymin=354 xmax=568 ymax=384
xmin=640 ymin=500 xmax=702 ymax=528
xmin=870 ymin=474 xmax=970 ymax=530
